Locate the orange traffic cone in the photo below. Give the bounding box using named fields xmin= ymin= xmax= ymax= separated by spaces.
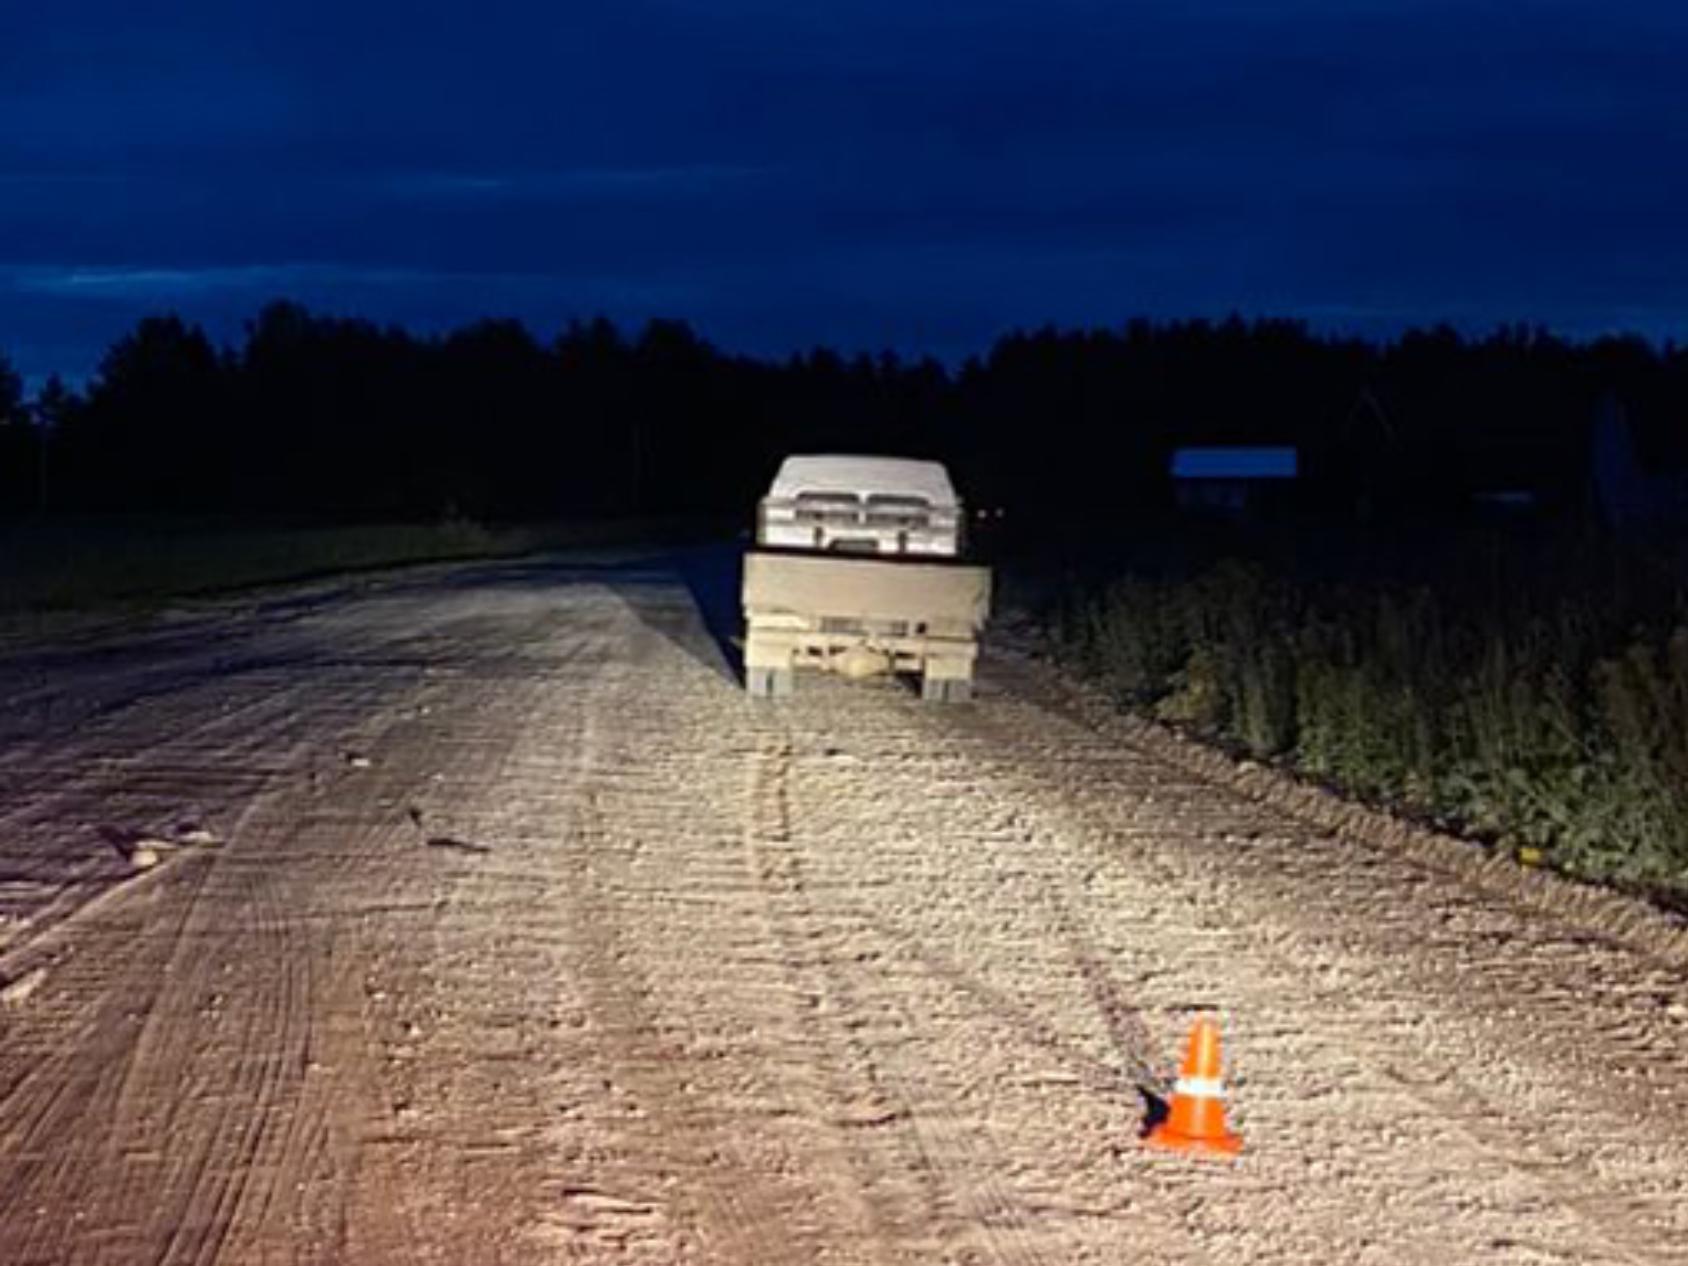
xmin=1144 ymin=1017 xmax=1243 ymax=1158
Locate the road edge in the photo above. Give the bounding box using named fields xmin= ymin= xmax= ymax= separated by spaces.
xmin=999 ymin=646 xmax=1688 ymax=972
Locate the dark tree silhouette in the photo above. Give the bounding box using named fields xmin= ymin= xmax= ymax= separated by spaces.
xmin=30 ymin=374 xmax=78 ymax=429
xmin=0 ymin=349 xmax=32 ymax=511
xmin=21 ymin=374 xmax=80 ymax=513
xmin=0 ymin=350 xmax=21 ymax=425
xmin=58 ymin=316 xmax=229 ymax=511
xmin=15 ymin=304 xmax=1688 ymax=533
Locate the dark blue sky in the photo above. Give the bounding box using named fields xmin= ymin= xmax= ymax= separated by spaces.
xmin=4 ymin=1 xmax=1687 ymax=385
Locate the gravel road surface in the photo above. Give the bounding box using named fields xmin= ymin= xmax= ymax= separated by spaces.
xmin=2 ymin=551 xmax=1686 ymax=1264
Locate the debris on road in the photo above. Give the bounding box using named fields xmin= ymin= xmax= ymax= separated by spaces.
xmin=0 ymin=965 xmax=47 ymax=1008
xmin=424 ymin=836 xmax=492 ymax=856
xmin=126 ymin=839 xmax=167 ymax=870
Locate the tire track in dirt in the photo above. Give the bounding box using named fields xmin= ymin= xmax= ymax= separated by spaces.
xmin=680 ymin=637 xmax=1154 ymax=1262
xmin=0 ymin=853 xmax=222 ymax=1262
xmin=737 ymin=732 xmax=958 ymax=1264
xmin=691 ymin=658 xmax=1681 ymax=1263
xmin=534 ymin=633 xmax=856 ymax=1263
xmin=5 ymin=556 xmax=1686 ymax=1264
xmin=530 ymin=588 xmax=1114 ymax=1262
xmin=0 ymin=738 xmax=406 ymax=1263
xmin=0 ymin=687 xmax=299 ymax=961
xmin=0 ymin=591 xmax=468 ymax=967
xmin=910 ymin=652 xmax=1688 ymax=1264
xmin=0 ymin=579 xmax=594 ymax=1264
xmin=757 ymin=685 xmax=1209 ymax=1266
xmin=565 ymin=783 xmax=794 ymax=1262
xmin=745 ymin=730 xmax=1082 ymax=1266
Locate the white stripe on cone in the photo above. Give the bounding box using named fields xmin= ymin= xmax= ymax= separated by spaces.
xmin=1173 ymin=1076 xmax=1226 ymax=1099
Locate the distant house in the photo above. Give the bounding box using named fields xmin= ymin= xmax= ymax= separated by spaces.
xmin=1170 ymin=446 xmax=1299 ymax=514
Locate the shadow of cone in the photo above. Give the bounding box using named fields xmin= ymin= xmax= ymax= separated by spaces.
xmin=1144 ymin=1017 xmax=1243 ymax=1158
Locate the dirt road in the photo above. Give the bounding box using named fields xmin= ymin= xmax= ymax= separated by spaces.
xmin=2 ymin=551 xmax=1686 ymax=1264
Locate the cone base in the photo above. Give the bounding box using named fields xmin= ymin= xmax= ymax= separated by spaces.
xmin=1143 ymin=1125 xmax=1243 ymax=1158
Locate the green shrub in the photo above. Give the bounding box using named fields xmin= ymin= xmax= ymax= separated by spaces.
xmin=1060 ymin=558 xmax=1688 ymax=904
xmin=1155 ymin=642 xmax=1229 ymax=730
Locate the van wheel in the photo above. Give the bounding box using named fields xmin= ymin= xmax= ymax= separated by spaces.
xmin=747 ymin=667 xmax=794 ymax=698
xmin=921 ymin=674 xmax=972 ymax=703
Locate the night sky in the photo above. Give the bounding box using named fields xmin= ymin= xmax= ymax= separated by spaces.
xmin=4 ymin=1 xmax=1687 ymax=385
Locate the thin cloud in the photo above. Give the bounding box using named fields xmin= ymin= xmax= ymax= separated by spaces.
xmin=375 ymin=165 xmax=765 ymax=201
xmin=0 ymin=260 xmax=709 ymax=321
xmin=4 ymin=264 xmax=443 ymax=298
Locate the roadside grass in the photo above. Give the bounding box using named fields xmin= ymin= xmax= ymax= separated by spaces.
xmin=1052 ymin=527 xmax=1688 ymax=908
xmin=0 ymin=514 xmax=686 ymax=615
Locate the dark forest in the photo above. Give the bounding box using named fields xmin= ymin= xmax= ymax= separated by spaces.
xmin=3 ymin=303 xmax=1686 ymax=528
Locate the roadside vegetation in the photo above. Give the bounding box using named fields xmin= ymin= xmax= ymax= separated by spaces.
xmin=0 ymin=515 xmax=670 ymax=614
xmin=1054 ymin=527 xmax=1688 ymax=907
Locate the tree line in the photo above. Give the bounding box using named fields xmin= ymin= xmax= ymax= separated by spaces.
xmin=1 ymin=301 xmax=1685 ymax=523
